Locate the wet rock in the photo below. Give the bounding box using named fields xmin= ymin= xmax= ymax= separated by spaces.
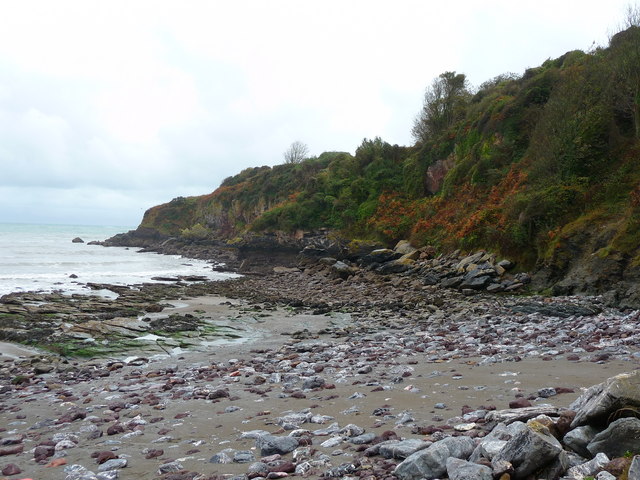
xmin=571 ymin=370 xmax=640 ymax=428
xmin=256 ymin=434 xmax=299 ymax=456
xmin=98 ymin=458 xmax=127 ymax=471
xmin=446 ymin=457 xmax=493 ymax=480
xmin=370 ymin=439 xmax=432 ymax=459
xmin=1 ymin=463 xmax=21 ymax=475
xmin=0 ymin=444 xmax=23 ymax=456
xmin=587 ymin=417 xmax=640 ymax=458
xmin=566 ymin=452 xmax=610 ymax=479
xmin=394 ymin=436 xmax=476 ymax=480
xmin=491 ymin=424 xmax=563 ymax=479
xmin=563 ymin=425 xmax=600 ymax=457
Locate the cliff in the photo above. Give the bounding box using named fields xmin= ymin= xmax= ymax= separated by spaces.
xmin=111 ymin=26 xmax=640 ymax=305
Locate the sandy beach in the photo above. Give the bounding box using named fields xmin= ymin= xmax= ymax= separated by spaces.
xmin=1 ymin=283 xmax=639 ymax=479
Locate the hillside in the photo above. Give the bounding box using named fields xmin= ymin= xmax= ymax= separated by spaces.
xmin=123 ymin=26 xmax=640 ymax=305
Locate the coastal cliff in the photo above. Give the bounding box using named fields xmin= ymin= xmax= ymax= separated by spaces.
xmin=108 ymin=26 xmax=640 ymax=305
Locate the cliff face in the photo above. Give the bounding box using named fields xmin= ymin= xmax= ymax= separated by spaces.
xmin=118 ymin=26 xmax=640 ymax=302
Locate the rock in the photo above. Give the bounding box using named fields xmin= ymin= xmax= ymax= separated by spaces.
xmin=349 ymin=432 xmax=377 ymax=445
xmin=376 ymin=439 xmax=432 ymax=459
xmin=72 ymin=237 xmax=84 ymax=243
xmin=157 ymin=462 xmax=184 ymax=476
xmin=97 ymin=458 xmax=127 ymax=471
xmin=395 ymin=240 xmax=417 ymax=255
xmin=0 ymin=444 xmax=23 ymax=456
xmin=394 ymin=436 xmax=476 ymax=480
xmin=628 ymin=455 xmax=640 ymax=480
xmin=566 ymin=452 xmax=610 ymax=479
xmin=256 ymin=434 xmax=299 ymax=456
xmin=570 ymin=370 xmax=640 ymax=428
xmin=446 ymin=457 xmax=493 ymax=480
xmin=491 ymin=424 xmax=563 ymax=479
xmin=331 ymin=261 xmax=355 ymax=279
xmin=485 ymin=406 xmax=561 ymax=425
xmin=508 ymin=397 xmax=532 ymax=409
xmin=1 ymin=463 xmax=21 ymax=475
xmin=302 ymin=376 xmax=325 ymax=390
xmin=587 ymin=417 xmax=640 ymax=458
xmin=563 ymin=425 xmax=600 ymax=457
xmin=377 ymin=258 xmax=412 ymax=274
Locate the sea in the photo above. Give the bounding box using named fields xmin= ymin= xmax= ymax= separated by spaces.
xmin=0 ymin=223 xmax=237 ymax=296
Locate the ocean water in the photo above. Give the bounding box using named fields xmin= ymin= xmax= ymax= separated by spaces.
xmin=0 ymin=223 xmax=237 ymax=296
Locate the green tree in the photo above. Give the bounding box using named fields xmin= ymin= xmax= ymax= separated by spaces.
xmin=412 ymin=71 xmax=470 ymax=143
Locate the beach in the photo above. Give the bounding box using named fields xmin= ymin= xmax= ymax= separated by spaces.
xmin=1 ymin=263 xmax=639 ymax=479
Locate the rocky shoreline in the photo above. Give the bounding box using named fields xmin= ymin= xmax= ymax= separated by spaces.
xmin=1 ymin=243 xmax=640 ymax=479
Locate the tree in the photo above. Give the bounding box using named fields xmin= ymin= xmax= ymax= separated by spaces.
xmin=412 ymin=71 xmax=470 ymax=144
xmin=609 ymin=6 xmax=640 ymax=138
xmin=283 ymin=141 xmax=309 ymax=164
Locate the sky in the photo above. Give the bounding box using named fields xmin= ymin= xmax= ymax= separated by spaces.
xmin=0 ymin=0 xmax=632 ymax=227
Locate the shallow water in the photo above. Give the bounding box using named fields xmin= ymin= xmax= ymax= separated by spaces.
xmin=0 ymin=223 xmax=238 ymax=295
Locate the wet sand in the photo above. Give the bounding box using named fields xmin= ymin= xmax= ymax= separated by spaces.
xmin=1 ymin=293 xmax=638 ymax=480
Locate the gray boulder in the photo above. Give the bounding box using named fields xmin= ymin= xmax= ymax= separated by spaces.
xmin=255 ymin=434 xmax=299 ymax=456
xmin=566 ymin=452 xmax=610 ymax=479
xmin=376 ymin=439 xmax=432 ymax=459
xmin=446 ymin=457 xmax=492 ymax=480
xmin=394 ymin=436 xmax=475 ymax=480
xmin=570 ymin=370 xmax=640 ymax=428
xmin=331 ymin=261 xmax=355 ymax=279
xmin=563 ymin=425 xmax=600 ymax=457
xmin=628 ymin=455 xmax=640 ymax=480
xmin=587 ymin=417 xmax=640 ymax=458
xmin=491 ymin=425 xmax=563 ymax=479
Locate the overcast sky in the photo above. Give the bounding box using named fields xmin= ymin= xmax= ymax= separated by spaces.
xmin=0 ymin=0 xmax=632 ymax=227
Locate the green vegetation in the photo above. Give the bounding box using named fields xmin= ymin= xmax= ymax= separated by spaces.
xmin=138 ymin=24 xmax=640 ymax=272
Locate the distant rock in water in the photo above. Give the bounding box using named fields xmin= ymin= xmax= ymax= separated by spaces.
xmin=71 ymin=237 xmax=84 ymax=243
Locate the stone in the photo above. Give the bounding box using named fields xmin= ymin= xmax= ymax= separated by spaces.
xmin=349 ymin=432 xmax=377 ymax=444
xmin=72 ymin=237 xmax=84 ymax=243
xmin=446 ymin=457 xmax=493 ymax=480
xmin=491 ymin=425 xmax=563 ymax=479
xmin=566 ymin=452 xmax=610 ymax=479
xmin=256 ymin=434 xmax=299 ymax=456
xmin=570 ymin=371 xmax=640 ymax=428
xmin=628 ymin=455 xmax=640 ymax=480
xmin=157 ymin=461 xmax=184 ymax=474
xmin=331 ymin=261 xmax=355 ymax=279
xmin=395 ymin=240 xmax=417 ymax=255
xmin=376 ymin=439 xmax=432 ymax=459
xmin=394 ymin=436 xmax=476 ymax=480
xmin=97 ymin=458 xmax=127 ymax=472
xmin=1 ymin=463 xmax=21 ymax=475
xmin=587 ymin=417 xmax=640 ymax=458
xmin=485 ymin=406 xmax=560 ymax=425
xmin=563 ymin=425 xmax=600 ymax=457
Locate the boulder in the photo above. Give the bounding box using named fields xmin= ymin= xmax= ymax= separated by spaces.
xmin=570 ymin=371 xmax=640 ymax=428
xmin=394 ymin=240 xmax=417 ymax=255
xmin=71 ymin=237 xmax=84 ymax=243
xmin=256 ymin=434 xmax=299 ymax=456
xmin=377 ymin=258 xmax=414 ymax=274
xmin=376 ymin=439 xmax=432 ymax=459
xmin=566 ymin=452 xmax=610 ymax=479
xmin=628 ymin=455 xmax=640 ymax=480
xmin=587 ymin=417 xmax=640 ymax=458
xmin=361 ymin=248 xmax=402 ymax=265
xmin=491 ymin=424 xmax=563 ymax=479
xmin=446 ymin=457 xmax=493 ymax=480
xmin=394 ymin=436 xmax=475 ymax=480
xmin=563 ymin=425 xmax=600 ymax=457
xmin=331 ymin=261 xmax=355 ymax=279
